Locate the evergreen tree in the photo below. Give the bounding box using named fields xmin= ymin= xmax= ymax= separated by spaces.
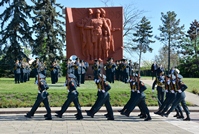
xmin=155 ymin=11 xmax=185 ymax=72
xmin=0 ymin=0 xmax=33 ymax=60
xmin=132 ymin=16 xmax=155 ymax=75
xmin=31 ymin=0 xmax=65 ymax=62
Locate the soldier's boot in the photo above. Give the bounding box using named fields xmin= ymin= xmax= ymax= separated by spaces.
xmin=177 ymin=111 xmax=184 ymax=119
xmin=173 ymin=112 xmax=179 ymax=117
xmin=76 ymin=112 xmax=83 ymax=120
xmin=144 ymin=114 xmax=152 ymax=121
xmin=183 ymin=114 xmax=191 ymax=121
xmin=118 ymin=108 xmax=125 ymax=113
xmin=107 ymin=115 xmax=114 ymax=120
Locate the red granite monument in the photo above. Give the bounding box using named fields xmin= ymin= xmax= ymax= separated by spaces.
xmin=65 ymin=7 xmax=123 ymax=63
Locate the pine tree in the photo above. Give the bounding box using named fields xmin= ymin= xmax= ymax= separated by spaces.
xmin=0 ymin=0 xmax=33 ymax=60
xmin=132 ymin=16 xmax=155 ymax=74
xmin=31 ymin=0 xmax=65 ymax=61
xmin=155 ymin=11 xmax=184 ymax=72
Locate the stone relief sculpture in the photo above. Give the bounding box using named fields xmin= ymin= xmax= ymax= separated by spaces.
xmin=76 ymin=9 xmax=94 ymax=61
xmin=74 ymin=7 xmax=122 ymax=62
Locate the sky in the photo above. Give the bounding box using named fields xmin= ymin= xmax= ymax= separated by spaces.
xmin=56 ymin=0 xmax=199 ymax=62
xmin=1 ymin=0 xmax=199 ymax=62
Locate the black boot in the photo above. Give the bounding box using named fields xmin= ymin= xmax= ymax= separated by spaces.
xmin=183 ymin=114 xmax=191 ymax=121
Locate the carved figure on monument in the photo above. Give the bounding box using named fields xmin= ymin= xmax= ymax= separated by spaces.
xmin=102 ymin=30 xmax=111 ymax=59
xmin=91 ymin=9 xmax=111 ymax=60
xmin=76 ymin=9 xmax=94 ymax=60
xmin=100 ymin=8 xmax=120 ymax=55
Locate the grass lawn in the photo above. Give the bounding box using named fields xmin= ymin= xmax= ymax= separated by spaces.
xmin=0 ymin=76 xmax=197 ymax=108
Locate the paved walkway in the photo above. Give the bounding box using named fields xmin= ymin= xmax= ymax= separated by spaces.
xmin=0 ymin=112 xmax=198 ymax=134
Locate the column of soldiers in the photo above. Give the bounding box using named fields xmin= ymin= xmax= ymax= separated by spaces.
xmin=24 ymin=57 xmax=190 ymax=121
xmin=14 ymin=58 xmax=31 ymax=84
xmin=152 ymin=66 xmax=191 ymax=121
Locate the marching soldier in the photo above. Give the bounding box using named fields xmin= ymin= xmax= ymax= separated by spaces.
xmin=85 ymin=74 xmax=114 ymax=120
xmin=118 ymin=73 xmax=137 ymax=114
xmin=25 ymin=73 xmax=52 ymax=120
xmin=121 ymin=74 xmax=152 ymax=121
xmin=154 ymin=74 xmax=182 ymax=118
xmin=163 ymin=73 xmax=191 ymax=121
xmin=55 ymin=74 xmax=83 ymax=120
xmin=152 ymin=70 xmax=165 ymax=107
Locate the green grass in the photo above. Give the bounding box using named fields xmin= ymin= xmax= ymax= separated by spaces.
xmin=0 ymin=77 xmax=197 ymax=108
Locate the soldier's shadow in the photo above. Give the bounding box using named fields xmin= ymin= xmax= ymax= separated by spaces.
xmin=0 ymin=114 xmax=166 ymax=122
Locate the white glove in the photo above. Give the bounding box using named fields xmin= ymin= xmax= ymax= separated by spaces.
xmin=167 ymin=81 xmax=170 ymax=85
xmin=98 ymin=89 xmax=101 ymax=92
xmin=165 ymin=90 xmax=168 ymax=93
xmin=68 ymin=90 xmax=70 ymax=92
xmin=152 ymin=89 xmax=154 ymax=92
xmin=172 ymin=81 xmax=175 ymax=84
xmin=137 ymin=90 xmax=140 ymax=93
xmin=171 ymin=90 xmax=175 ymax=93
xmin=178 ymin=89 xmax=182 ymax=93
xmin=36 ymin=80 xmax=38 ymax=85
xmin=132 ymin=82 xmax=135 ymax=85
xmin=95 ymin=79 xmax=99 ymax=83
xmin=102 ymin=90 xmax=105 ymax=93
xmin=131 ymin=89 xmax=135 ymax=92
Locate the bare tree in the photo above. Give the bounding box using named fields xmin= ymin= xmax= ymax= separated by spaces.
xmin=100 ymin=0 xmax=144 ymax=60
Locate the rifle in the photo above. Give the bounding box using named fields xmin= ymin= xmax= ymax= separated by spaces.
xmin=137 ymin=73 xmax=140 ymax=91
xmin=37 ymin=73 xmax=41 ymax=91
xmin=99 ymin=58 xmax=104 ymax=90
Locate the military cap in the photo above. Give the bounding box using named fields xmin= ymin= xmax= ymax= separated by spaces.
xmin=36 ymin=73 xmax=46 ymax=79
xmin=68 ymin=73 xmax=76 ymax=79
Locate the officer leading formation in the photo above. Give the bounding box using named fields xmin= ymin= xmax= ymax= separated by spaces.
xmin=24 ymin=56 xmax=190 ymax=121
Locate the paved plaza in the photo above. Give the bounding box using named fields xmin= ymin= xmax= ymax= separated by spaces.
xmin=0 ymin=110 xmax=198 ymax=134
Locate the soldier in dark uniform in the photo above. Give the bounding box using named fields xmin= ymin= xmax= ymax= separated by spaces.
xmin=163 ymin=73 xmax=191 ymax=121
xmin=74 ymin=58 xmax=80 ymax=86
xmin=121 ymin=74 xmax=152 ymax=121
xmin=24 ymin=73 xmax=52 ymax=120
xmin=14 ymin=59 xmax=21 ymax=84
xmin=118 ymin=73 xmax=137 ymax=114
xmin=32 ymin=57 xmax=41 ymax=83
xmin=19 ymin=59 xmax=24 ymax=83
xmin=85 ymin=74 xmax=114 ymax=120
xmin=152 ymin=70 xmax=165 ymax=107
xmin=154 ymin=74 xmax=182 ymax=118
xmin=92 ymin=59 xmax=101 ymax=80
xmin=109 ymin=58 xmax=116 ymax=83
xmin=55 ymin=74 xmax=83 ymax=120
xmin=50 ymin=60 xmax=58 ymax=84
xmin=79 ymin=60 xmax=87 ymax=84
xmin=151 ymin=62 xmax=158 ymax=80
xmin=115 ymin=60 xmax=120 ymax=81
